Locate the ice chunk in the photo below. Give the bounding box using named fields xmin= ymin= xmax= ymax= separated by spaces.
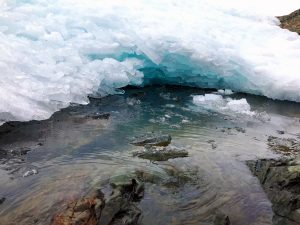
xmin=23 ymin=169 xmax=38 ymax=177
xmin=193 ymin=94 xmax=255 ymax=116
xmin=218 ymin=89 xmax=234 ymax=95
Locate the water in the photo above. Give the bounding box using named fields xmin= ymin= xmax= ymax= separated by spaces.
xmin=1 ymin=86 xmax=300 ymax=225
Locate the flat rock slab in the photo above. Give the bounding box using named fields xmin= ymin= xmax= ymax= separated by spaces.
xmin=133 ymin=145 xmax=188 ymax=161
xmin=130 ymin=132 xmax=171 ymax=147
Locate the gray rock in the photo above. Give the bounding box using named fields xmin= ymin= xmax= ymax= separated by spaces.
xmin=130 ymin=132 xmax=171 ymax=147
xmin=87 ymin=113 xmax=110 ymax=120
xmin=247 ymin=158 xmax=300 ymax=225
xmin=0 ymin=197 xmax=5 ymax=204
xmin=133 ymin=145 xmax=188 ymax=161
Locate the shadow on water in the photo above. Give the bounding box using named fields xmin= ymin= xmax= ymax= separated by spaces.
xmin=1 ymin=85 xmax=300 ymax=225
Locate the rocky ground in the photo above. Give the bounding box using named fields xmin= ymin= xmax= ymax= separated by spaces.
xmin=247 ymin=135 xmax=300 ymax=225
xmin=278 ymin=9 xmax=300 ymax=34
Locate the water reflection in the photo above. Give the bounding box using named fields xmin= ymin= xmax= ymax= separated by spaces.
xmin=1 ymin=86 xmax=300 ymax=225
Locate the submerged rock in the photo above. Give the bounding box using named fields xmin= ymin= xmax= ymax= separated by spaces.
xmin=133 ymin=145 xmax=188 ymax=161
xmin=53 ymin=176 xmax=143 ymax=225
xmin=214 ymin=212 xmax=231 ymax=225
xmin=247 ymin=158 xmax=300 ymax=225
xmin=130 ymin=132 xmax=171 ymax=147
xmin=86 ymin=113 xmax=110 ymax=120
xmin=0 ymin=197 xmax=5 ymax=204
xmin=267 ymin=136 xmax=300 ymax=156
xmin=276 ymin=130 xmax=285 ymax=135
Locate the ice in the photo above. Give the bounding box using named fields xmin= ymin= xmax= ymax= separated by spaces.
xmin=218 ymin=89 xmax=234 ymax=95
xmin=0 ymin=0 xmax=300 ymax=123
xmin=193 ymin=94 xmax=255 ymax=116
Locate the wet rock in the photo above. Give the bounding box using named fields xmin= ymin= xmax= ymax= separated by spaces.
xmin=247 ymin=158 xmax=300 ymax=225
xmin=109 ymin=176 xmax=144 ymax=201
xmin=87 ymin=113 xmax=110 ymax=120
xmin=214 ymin=212 xmax=231 ymax=225
xmin=53 ymin=190 xmax=104 ymax=225
xmin=0 ymin=197 xmax=5 ymax=204
xmin=129 ymin=91 xmax=146 ymax=98
xmin=130 ymin=132 xmax=171 ymax=147
xmin=53 ymin=177 xmax=143 ymax=225
xmin=267 ymin=136 xmax=300 ymax=156
xmin=0 ymin=148 xmax=8 ymax=158
xmin=235 ymin=127 xmax=246 ymax=133
xmin=133 ymin=145 xmax=188 ymax=161
xmin=277 ymin=130 xmax=285 ymax=135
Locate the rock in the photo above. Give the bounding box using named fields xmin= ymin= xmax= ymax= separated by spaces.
xmin=87 ymin=113 xmax=110 ymax=120
xmin=133 ymin=145 xmax=188 ymax=161
xmin=277 ymin=130 xmax=285 ymax=135
xmin=278 ymin=9 xmax=300 ymax=35
xmin=53 ymin=177 xmax=143 ymax=225
xmin=0 ymin=197 xmax=5 ymax=204
xmin=109 ymin=176 xmax=144 ymax=201
xmin=53 ymin=190 xmax=104 ymax=225
xmin=214 ymin=212 xmax=231 ymax=225
xmin=211 ymin=143 xmax=217 ymax=149
xmin=235 ymin=127 xmax=246 ymax=133
xmin=267 ymin=136 xmax=300 ymax=156
xmin=130 ymin=132 xmax=171 ymax=147
xmin=0 ymin=148 xmax=7 ymax=158
xmin=247 ymin=158 xmax=300 ymax=225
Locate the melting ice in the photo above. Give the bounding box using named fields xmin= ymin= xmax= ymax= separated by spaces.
xmin=0 ymin=0 xmax=300 ymax=123
xmin=192 ymin=93 xmax=255 ymax=116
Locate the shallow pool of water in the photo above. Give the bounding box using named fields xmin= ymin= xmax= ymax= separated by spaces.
xmin=1 ymin=86 xmax=300 ymax=225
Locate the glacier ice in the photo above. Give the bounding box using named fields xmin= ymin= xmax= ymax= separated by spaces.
xmin=0 ymin=0 xmax=300 ymax=123
xmin=193 ymin=94 xmax=255 ymax=116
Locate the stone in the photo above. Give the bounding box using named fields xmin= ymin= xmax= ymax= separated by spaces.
xmin=214 ymin=212 xmax=231 ymax=225
xmin=267 ymin=136 xmax=300 ymax=156
xmin=278 ymin=9 xmax=300 ymax=35
xmin=130 ymin=132 xmax=171 ymax=147
xmin=247 ymin=158 xmax=300 ymax=225
xmin=133 ymin=145 xmax=188 ymax=161
xmin=0 ymin=197 xmax=5 ymax=204
xmin=53 ymin=176 xmax=143 ymax=225
xmin=87 ymin=113 xmax=110 ymax=120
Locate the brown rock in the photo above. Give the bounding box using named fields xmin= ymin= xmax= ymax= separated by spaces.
xmin=278 ymin=9 xmax=300 ymax=35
